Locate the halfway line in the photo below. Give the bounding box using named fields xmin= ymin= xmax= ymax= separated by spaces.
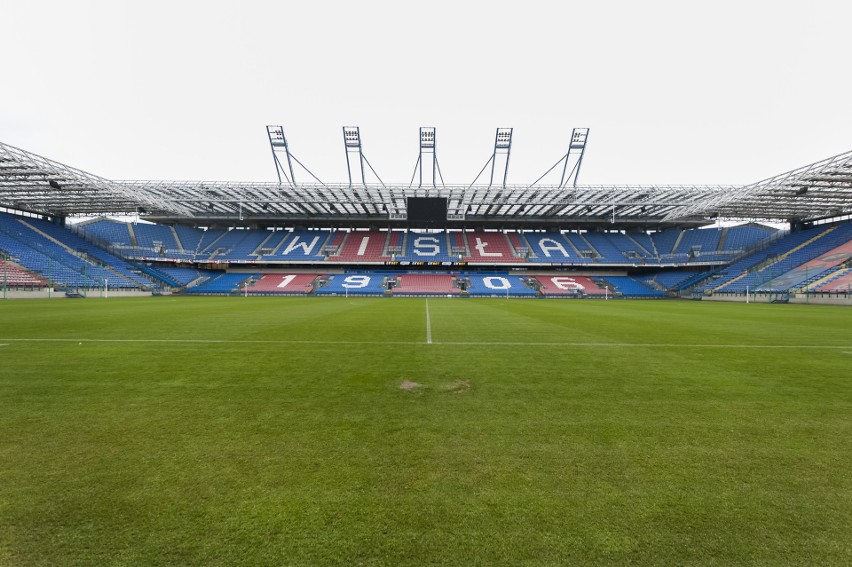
xmin=425 ymin=299 xmax=433 ymax=344
xmin=1 ymin=338 xmax=851 ymax=349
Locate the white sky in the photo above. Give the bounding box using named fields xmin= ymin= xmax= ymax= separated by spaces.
xmin=2 ymin=0 xmax=851 ymax=187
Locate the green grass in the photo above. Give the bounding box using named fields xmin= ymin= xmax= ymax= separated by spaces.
xmin=1 ymin=297 xmax=851 ymax=566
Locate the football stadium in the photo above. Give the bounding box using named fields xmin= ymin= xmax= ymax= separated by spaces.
xmin=1 ymin=128 xmax=851 ymax=565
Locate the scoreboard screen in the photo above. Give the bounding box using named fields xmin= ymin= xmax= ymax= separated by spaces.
xmin=406 ymin=197 xmax=447 ymax=223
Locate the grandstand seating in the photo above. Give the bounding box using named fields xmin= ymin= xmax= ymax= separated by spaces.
xmin=24 ymin=216 xmax=151 ymax=288
xmin=185 ymin=272 xmax=259 ymax=294
xmin=815 ymin=268 xmax=852 ymax=292
xmin=0 ymin=259 xmax=47 ymax=287
xmin=533 ymin=275 xmax=608 ymax=296
xmin=582 ymin=233 xmax=632 ymax=263
xmin=172 ymin=224 xmax=205 ymax=254
xmin=0 ymin=213 xmax=145 ymax=288
xmin=714 ymin=223 xmax=852 ymax=293
xmin=395 ymin=274 xmax=459 ymax=295
xmin=464 ymin=274 xmax=536 ymax=296
xmin=315 ymin=273 xmax=389 ymax=295
xmin=505 ymin=232 xmax=529 ymax=257
xmin=723 ymin=224 xmax=776 ymax=252
xmin=464 ymin=232 xmax=523 ymax=263
xmin=701 ymin=227 xmax=821 ymax=293
xmin=329 ymin=231 xmax=390 ymax=262
xmin=74 ymin=219 xmax=787 ymax=269
xmin=674 ymin=227 xmax=722 ymax=256
xmin=82 ymin=219 xmax=134 ymax=248
xmin=139 ymin=265 xmax=214 ymax=288
xmin=757 ymin=237 xmax=852 ymax=291
xmin=651 ymin=229 xmax=681 ymax=255
xmin=626 ymin=232 xmax=657 ymax=257
xmin=247 ymin=273 xmax=319 ymax=294
xmin=600 ymin=276 xmax=667 ymax=297
xmin=397 ymin=231 xmax=456 ymax=263
xmin=523 ymin=232 xmax=583 ymax=263
xmin=276 ymin=230 xmax=332 ymax=261
xmin=132 ymin=222 xmax=183 ymax=257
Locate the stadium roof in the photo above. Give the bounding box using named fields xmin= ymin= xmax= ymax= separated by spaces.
xmin=2 ymin=140 xmax=851 ymax=229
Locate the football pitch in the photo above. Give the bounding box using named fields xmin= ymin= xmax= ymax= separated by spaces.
xmin=1 ymin=297 xmax=851 ymax=565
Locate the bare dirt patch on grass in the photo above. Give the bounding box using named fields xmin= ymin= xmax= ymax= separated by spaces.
xmin=399 ymin=380 xmax=424 ymax=391
xmin=440 ymin=379 xmax=471 ymax=394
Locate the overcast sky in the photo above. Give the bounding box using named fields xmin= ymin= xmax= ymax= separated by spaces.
xmin=2 ymin=0 xmax=851 ymax=187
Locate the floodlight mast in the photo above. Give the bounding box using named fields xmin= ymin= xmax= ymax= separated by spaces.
xmin=561 ymin=128 xmax=589 ymax=188
xmin=409 ymin=127 xmax=444 ymax=188
xmin=342 ymin=126 xmax=385 ymax=188
xmin=342 ymin=126 xmax=366 ymax=187
xmin=530 ymin=127 xmax=590 ymax=189
xmin=468 ymin=127 xmax=513 ymax=189
xmin=266 ymin=125 xmax=297 ymax=186
xmin=491 ymin=128 xmax=513 ymax=188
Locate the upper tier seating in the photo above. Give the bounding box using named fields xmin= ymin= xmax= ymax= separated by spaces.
xmin=396 ymin=231 xmax=456 ymax=263
xmin=275 ymin=230 xmax=332 ymax=261
xmin=329 ymin=231 xmax=390 ymax=262
xmin=582 ymin=233 xmax=632 ymax=263
xmin=523 ymin=232 xmax=586 ymax=264
xmin=464 ymin=232 xmax=523 ymax=263
xmin=533 ymin=275 xmax=608 ymax=296
xmin=651 ymin=229 xmax=681 ymax=255
xmin=395 ymin=274 xmax=460 ymax=295
xmin=83 ymin=219 xmax=133 ymax=248
xmin=172 ymin=225 xmax=205 ymax=254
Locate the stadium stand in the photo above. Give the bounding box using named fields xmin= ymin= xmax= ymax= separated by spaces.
xmin=185 ymin=272 xmax=260 ymax=294
xmin=276 ymin=230 xmax=332 ymax=261
xmin=23 ymin=216 xmax=150 ymax=288
xmin=464 ymin=274 xmax=537 ymax=296
xmin=138 ymin=265 xmax=215 ymax=288
xmin=815 ymin=268 xmax=852 ymax=293
xmin=394 ymin=274 xmax=460 ymax=295
xmin=397 ymin=231 xmax=456 ymax=263
xmin=651 ymin=229 xmax=681 ymax=256
xmin=0 ymin=258 xmax=47 ymax=287
xmin=523 ymin=232 xmax=584 ymax=263
xmin=599 ymin=276 xmax=667 ymax=297
xmin=329 ymin=231 xmax=390 ymax=262
xmin=714 ymin=223 xmax=852 ymax=293
xmin=464 ymin=231 xmax=523 ymax=263
xmin=0 ymin=212 xmax=144 ymax=288
xmin=315 ymin=273 xmax=389 ymax=295
xmin=533 ymin=275 xmax=608 ymax=296
xmin=757 ymin=237 xmax=852 ymax=292
xmin=247 ymin=273 xmax=320 ymax=294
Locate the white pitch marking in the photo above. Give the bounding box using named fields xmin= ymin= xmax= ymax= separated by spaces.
xmin=1 ymin=338 xmax=851 ymax=349
xmin=425 ymin=299 xmax=433 ymax=345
